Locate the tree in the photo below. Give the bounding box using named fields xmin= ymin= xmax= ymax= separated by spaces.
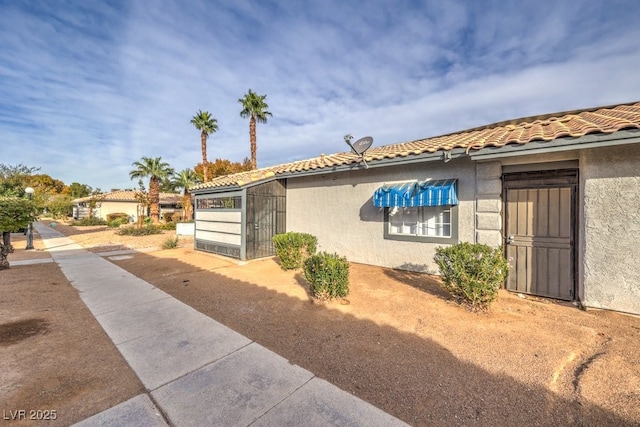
xmin=27 ymin=174 xmax=66 ymax=196
xmin=133 ymin=180 xmax=151 ymax=228
xmin=129 ymin=157 xmax=174 ymax=224
xmin=86 ymin=189 xmax=105 ymax=220
xmin=238 ymin=89 xmax=272 ymax=169
xmin=193 ymin=157 xmax=252 ymax=181
xmin=0 ymin=196 xmax=38 ymax=269
xmin=0 ymin=163 xmax=40 ymax=196
xmin=190 ymin=110 xmax=218 ymax=182
xmin=68 ymin=182 xmax=92 ymax=199
xmin=46 ymin=194 xmax=74 ymax=219
xmin=172 ymin=169 xmax=200 ymax=221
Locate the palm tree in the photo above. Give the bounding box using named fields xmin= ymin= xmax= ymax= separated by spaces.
xmin=238 ymin=90 xmax=272 ymax=169
xmin=129 ymin=157 xmax=174 ymax=224
xmin=171 ymin=168 xmax=199 ymax=220
xmin=190 ymin=110 xmax=218 ymax=182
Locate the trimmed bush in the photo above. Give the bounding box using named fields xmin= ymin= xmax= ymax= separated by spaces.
xmin=106 ymin=212 xmax=129 ymax=223
xmin=71 ymin=217 xmax=107 ymax=226
xmin=434 ymin=242 xmax=509 ymax=311
xmin=116 ymin=225 xmax=163 ymax=236
xmin=171 ymin=212 xmax=182 ymax=222
xmin=272 ymin=232 xmax=317 ymax=270
xmin=107 ymin=219 xmax=126 ymax=228
xmin=160 ymin=222 xmax=176 ymax=230
xmin=162 ymin=212 xmax=174 ymax=222
xmin=303 ymin=252 xmax=350 ymax=300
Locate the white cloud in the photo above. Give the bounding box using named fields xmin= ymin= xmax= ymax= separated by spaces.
xmin=1 ymin=0 xmax=639 ymax=190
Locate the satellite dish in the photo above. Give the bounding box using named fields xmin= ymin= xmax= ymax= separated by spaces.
xmin=344 ymin=135 xmax=374 ymax=168
xmin=351 ymin=136 xmax=373 ymax=155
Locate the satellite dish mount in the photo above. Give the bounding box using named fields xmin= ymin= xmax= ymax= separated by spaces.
xmin=344 ymin=134 xmax=374 ymax=168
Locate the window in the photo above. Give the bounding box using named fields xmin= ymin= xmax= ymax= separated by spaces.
xmin=388 ymin=206 xmax=451 ymax=237
xmin=196 ymin=196 xmax=242 ymax=210
xmin=384 ymin=205 xmax=458 ymax=243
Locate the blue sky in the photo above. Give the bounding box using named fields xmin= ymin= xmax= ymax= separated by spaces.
xmin=2 ymin=0 xmax=640 ymax=191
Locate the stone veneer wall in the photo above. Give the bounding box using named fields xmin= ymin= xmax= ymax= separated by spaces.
xmin=474 ymin=161 xmax=503 ymax=247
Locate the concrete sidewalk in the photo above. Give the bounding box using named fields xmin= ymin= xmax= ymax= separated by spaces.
xmin=33 ymin=223 xmax=408 ymax=427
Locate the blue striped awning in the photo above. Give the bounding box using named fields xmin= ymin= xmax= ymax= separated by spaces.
xmin=373 ymin=179 xmax=458 ymax=207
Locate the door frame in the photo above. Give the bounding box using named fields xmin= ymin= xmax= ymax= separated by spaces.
xmin=502 ymin=168 xmax=579 ymax=300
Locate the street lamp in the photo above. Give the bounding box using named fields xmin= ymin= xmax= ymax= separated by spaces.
xmin=25 ymin=187 xmax=34 ymax=250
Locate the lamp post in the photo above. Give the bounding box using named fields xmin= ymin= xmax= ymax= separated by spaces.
xmin=25 ymin=187 xmax=34 ymax=250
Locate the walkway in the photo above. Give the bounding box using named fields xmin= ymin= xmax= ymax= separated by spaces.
xmin=33 ymin=223 xmax=408 ymax=426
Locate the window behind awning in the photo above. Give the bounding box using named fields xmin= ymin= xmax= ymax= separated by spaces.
xmin=373 ymin=179 xmax=458 ymax=207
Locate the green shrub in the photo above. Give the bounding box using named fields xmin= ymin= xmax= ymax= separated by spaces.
xmin=116 ymin=225 xmax=163 ymax=236
xmin=303 ymin=252 xmax=350 ymax=300
xmin=162 ymin=236 xmax=179 ymax=249
xmin=107 ymin=219 xmax=124 ymax=228
xmin=434 ymin=242 xmax=509 ymax=311
xmin=71 ymin=217 xmax=107 ymax=226
xmin=106 ymin=212 xmax=129 ymax=223
xmin=160 ymin=222 xmax=176 ymax=230
xmin=162 ymin=212 xmax=174 ymax=222
xmin=171 ymin=212 xmax=183 ymax=222
xmin=272 ymin=232 xmax=317 ymax=270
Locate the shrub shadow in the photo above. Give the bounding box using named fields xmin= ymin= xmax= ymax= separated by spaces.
xmin=106 ymin=252 xmax=637 ymax=427
xmin=382 ymin=265 xmax=451 ymax=301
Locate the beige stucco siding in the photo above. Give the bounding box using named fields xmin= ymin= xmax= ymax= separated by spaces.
xmin=97 ymin=201 xmax=138 ymax=220
xmin=286 ymin=158 xmax=476 ymax=273
xmin=580 ymin=144 xmax=640 ymax=314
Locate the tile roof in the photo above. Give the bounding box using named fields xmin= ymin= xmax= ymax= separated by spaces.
xmin=73 ymin=190 xmax=182 ymax=204
xmin=193 ymin=101 xmax=640 ymax=190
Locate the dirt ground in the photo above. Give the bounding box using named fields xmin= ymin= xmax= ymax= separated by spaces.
xmin=0 ymin=230 xmax=144 ymax=426
xmin=2 ymin=222 xmax=640 ymax=426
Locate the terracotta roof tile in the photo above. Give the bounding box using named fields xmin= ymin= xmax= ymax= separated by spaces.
xmin=193 ymin=101 xmax=640 ymax=190
xmin=73 ymin=190 xmax=181 ymax=204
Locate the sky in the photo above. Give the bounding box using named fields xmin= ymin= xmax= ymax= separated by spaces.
xmin=1 ymin=0 xmax=640 ymax=191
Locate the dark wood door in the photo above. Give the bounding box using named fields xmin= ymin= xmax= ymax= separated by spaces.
xmin=504 ymin=171 xmax=577 ymax=300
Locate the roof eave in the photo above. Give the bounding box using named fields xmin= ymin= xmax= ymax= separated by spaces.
xmin=191 ymin=148 xmax=469 ymax=193
xmin=468 ymin=128 xmax=640 ymax=160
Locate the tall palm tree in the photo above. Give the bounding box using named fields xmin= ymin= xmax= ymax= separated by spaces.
xmin=129 ymin=157 xmax=174 ymax=224
xmin=238 ymin=90 xmax=272 ymax=169
xmin=190 ymin=110 xmax=218 ymax=182
xmin=172 ymin=168 xmax=199 ymax=221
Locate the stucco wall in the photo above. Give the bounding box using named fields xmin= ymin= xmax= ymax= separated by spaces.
xmin=286 ymin=158 xmax=476 ymax=273
xmin=97 ymin=201 xmax=138 ymax=220
xmin=580 ymin=144 xmax=640 ymax=314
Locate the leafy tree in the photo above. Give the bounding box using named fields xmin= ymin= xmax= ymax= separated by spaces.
xmin=0 ymin=197 xmax=38 ymax=269
xmin=129 ymin=157 xmax=174 ymax=224
xmin=27 ymin=174 xmax=66 ymax=196
xmin=46 ymin=194 xmax=74 ymax=219
xmin=190 ymin=110 xmax=218 ymax=182
xmin=69 ymin=182 xmax=92 ymax=199
xmin=86 ymin=189 xmax=105 ymax=220
xmin=193 ymin=157 xmax=252 ymax=181
xmin=172 ymin=169 xmax=200 ymax=221
xmin=0 ymin=163 xmax=40 ymax=196
xmin=133 ymin=180 xmax=151 ymax=228
xmin=238 ymin=89 xmax=272 ymax=169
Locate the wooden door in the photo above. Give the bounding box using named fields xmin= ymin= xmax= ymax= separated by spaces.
xmin=504 ymin=171 xmax=577 ymax=300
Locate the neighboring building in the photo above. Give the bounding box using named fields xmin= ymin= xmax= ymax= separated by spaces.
xmin=190 ymin=102 xmax=640 ymax=315
xmin=72 ymin=190 xmax=182 ymax=221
